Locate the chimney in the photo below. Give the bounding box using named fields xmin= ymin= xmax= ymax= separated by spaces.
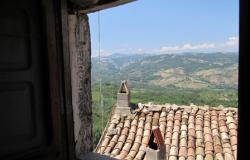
xmin=115 ymin=80 xmax=131 ymax=115
xmin=146 ymin=127 xmax=166 ymax=160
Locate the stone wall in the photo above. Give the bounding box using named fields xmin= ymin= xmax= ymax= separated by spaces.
xmin=68 ymin=13 xmax=92 ymax=158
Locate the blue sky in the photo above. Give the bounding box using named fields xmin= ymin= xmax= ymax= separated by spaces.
xmin=88 ymin=0 xmax=239 ymax=56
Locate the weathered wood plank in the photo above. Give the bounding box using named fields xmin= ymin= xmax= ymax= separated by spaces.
xmin=68 ymin=13 xmax=92 ymax=158
xmin=78 ymin=0 xmax=136 ymax=14
xmin=70 ymin=0 xmax=98 ymax=8
xmin=60 ymin=0 xmax=75 ymax=159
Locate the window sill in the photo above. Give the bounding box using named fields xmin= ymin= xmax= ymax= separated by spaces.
xmin=78 ymin=152 xmax=117 ymax=160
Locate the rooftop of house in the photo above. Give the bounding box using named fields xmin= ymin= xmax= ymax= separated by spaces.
xmin=95 ymin=103 xmax=238 ymax=160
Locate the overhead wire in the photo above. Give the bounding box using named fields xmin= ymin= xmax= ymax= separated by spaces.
xmin=98 ymin=11 xmax=104 ymax=131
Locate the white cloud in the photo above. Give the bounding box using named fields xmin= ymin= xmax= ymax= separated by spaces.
xmin=92 ymin=36 xmax=239 ymax=56
xmin=224 ymin=36 xmax=239 ymax=47
xmin=159 ymin=43 xmax=215 ymax=53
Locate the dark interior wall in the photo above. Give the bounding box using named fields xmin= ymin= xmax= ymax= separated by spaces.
xmin=238 ymin=0 xmax=249 ymax=159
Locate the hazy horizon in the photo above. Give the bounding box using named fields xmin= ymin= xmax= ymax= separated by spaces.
xmin=91 ymin=51 xmax=239 ymax=58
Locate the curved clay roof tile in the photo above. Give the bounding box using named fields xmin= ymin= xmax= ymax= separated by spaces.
xmin=96 ymin=103 xmax=238 ymax=160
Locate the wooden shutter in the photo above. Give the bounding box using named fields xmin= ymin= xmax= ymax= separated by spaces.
xmin=0 ymin=0 xmax=70 ymax=159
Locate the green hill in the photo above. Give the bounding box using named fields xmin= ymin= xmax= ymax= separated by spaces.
xmin=92 ymin=52 xmax=238 ymax=90
xmin=91 ymin=52 xmax=238 ymax=147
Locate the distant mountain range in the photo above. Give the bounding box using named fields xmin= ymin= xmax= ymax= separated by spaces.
xmin=92 ymin=52 xmax=238 ymax=90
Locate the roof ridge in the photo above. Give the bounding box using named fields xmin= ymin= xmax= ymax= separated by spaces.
xmin=141 ymin=103 xmax=237 ymax=112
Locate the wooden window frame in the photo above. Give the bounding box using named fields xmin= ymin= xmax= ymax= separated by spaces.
xmin=58 ymin=0 xmax=249 ymax=159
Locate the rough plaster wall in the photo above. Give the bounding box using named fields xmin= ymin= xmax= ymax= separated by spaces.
xmin=68 ymin=14 xmax=92 ymax=158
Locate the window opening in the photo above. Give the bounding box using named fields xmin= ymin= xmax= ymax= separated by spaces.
xmin=89 ymin=1 xmax=239 ymax=159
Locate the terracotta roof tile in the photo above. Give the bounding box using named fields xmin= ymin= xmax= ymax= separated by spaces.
xmin=96 ymin=104 xmax=238 ymax=160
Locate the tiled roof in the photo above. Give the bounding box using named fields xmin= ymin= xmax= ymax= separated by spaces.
xmin=95 ymin=104 xmax=238 ymax=160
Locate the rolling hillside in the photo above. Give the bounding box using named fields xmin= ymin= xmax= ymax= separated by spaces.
xmin=91 ymin=52 xmax=238 ymax=146
xmin=92 ymin=52 xmax=238 ymax=90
